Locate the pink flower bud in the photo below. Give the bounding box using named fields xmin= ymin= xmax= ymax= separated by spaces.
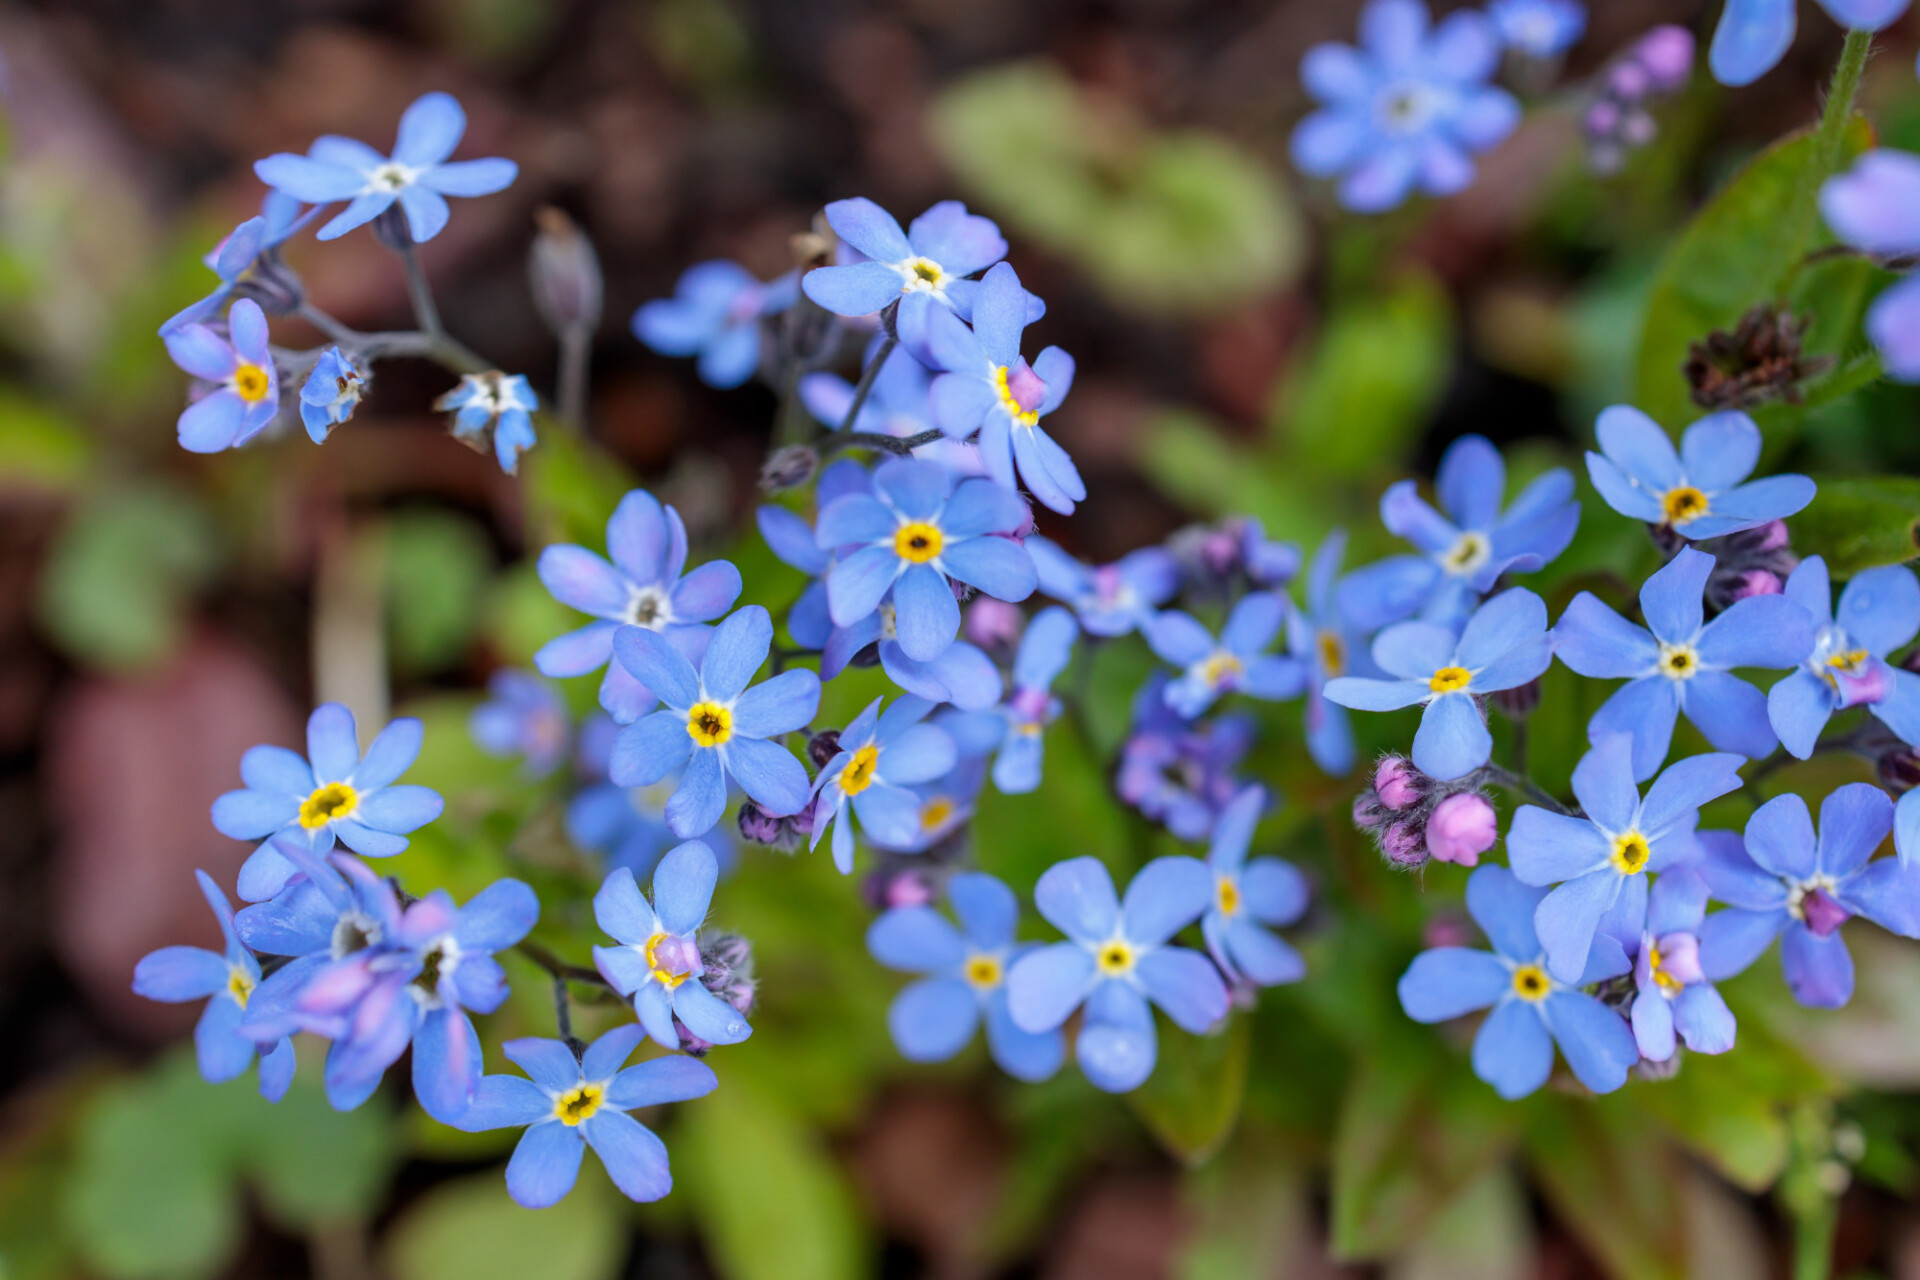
xmin=1728 ymin=569 xmax=1783 ymax=600
xmin=1634 ymin=25 xmax=1695 ymax=93
xmin=1352 ymin=793 xmax=1383 ymax=829
xmin=1373 ymin=757 xmax=1423 ymax=810
xmin=1380 ymin=819 xmax=1427 ymax=869
xmin=1752 ymin=519 xmax=1790 ymax=552
xmin=1427 ymin=792 xmax=1498 ymax=867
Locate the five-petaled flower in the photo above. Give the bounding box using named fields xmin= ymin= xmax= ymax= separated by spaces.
xmin=811 ymin=697 xmax=958 ymax=873
xmin=633 ymin=261 xmax=797 ymax=389
xmin=1768 ymin=555 xmax=1920 ymax=759
xmin=1627 ymin=867 xmax=1736 ymax=1061
xmin=1200 ymin=786 xmax=1310 ymax=988
xmin=593 ymin=841 xmax=753 ymax=1050
xmin=163 ymin=298 xmax=281 ymax=454
xmin=1027 ymin=536 xmax=1178 ymax=638
xmin=985 ymin=606 xmax=1079 ymax=795
xmin=1146 ymin=593 xmax=1306 ymax=720
xmin=1585 ymin=406 xmax=1815 ymax=539
xmin=434 ymin=370 xmax=539 ymax=474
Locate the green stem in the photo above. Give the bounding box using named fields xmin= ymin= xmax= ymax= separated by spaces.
xmin=1814 ymin=30 xmax=1872 ymax=179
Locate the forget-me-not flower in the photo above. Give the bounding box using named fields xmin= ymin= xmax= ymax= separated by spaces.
xmin=1822 ymin=149 xmax=1920 ymax=381
xmin=1769 ymin=556 xmax=1920 ymax=758
xmin=986 ymin=606 xmax=1078 ymax=795
xmin=235 ymin=842 xmax=400 ymax=1038
xmin=1117 ymin=675 xmax=1256 ymax=840
xmin=214 ymin=703 xmax=444 ymax=902
xmin=455 ymin=1025 xmax=718 ymax=1208
xmin=255 ymin=92 xmax=517 ymax=242
xmin=1586 ymin=406 xmax=1815 ymax=539
xmin=1324 ymin=587 xmax=1555 ymax=780
xmin=609 ymin=605 xmax=820 ymax=838
xmin=1026 ymin=535 xmax=1178 ymax=638
xmin=536 ymin=489 xmax=744 ymax=724
xmin=470 ymin=669 xmax=571 ymax=778
xmin=1627 ymin=867 xmax=1735 ymax=1060
xmin=633 ymin=261 xmax=797 ymax=389
xmin=1488 ymin=0 xmax=1586 ymax=57
xmin=160 ymin=196 xmax=312 ymax=335
xmin=299 ymin=348 xmax=366 ymax=444
xmin=1709 ymin=0 xmax=1909 ymax=88
xmin=1336 ymin=434 xmax=1580 ymax=630
xmin=1200 ymin=786 xmax=1309 ymax=987
xmin=1290 ymin=0 xmax=1521 ymax=213
xmin=867 ymin=871 xmax=1064 ymax=1081
xmin=1287 ymin=531 xmax=1375 ymax=776
xmin=1398 ymin=864 xmax=1638 ymax=1099
xmin=163 ymin=298 xmax=280 ymax=454
xmin=1698 ymin=788 xmax=1920 ymax=1008
xmin=811 ymin=697 xmax=958 ymax=873
xmin=1006 ymin=856 xmax=1228 ymax=1093
xmin=1508 ymin=734 xmax=1745 ymax=982
xmin=133 ymin=870 xmax=295 ymax=1101
xmin=1146 ymin=592 xmax=1305 ymax=720
xmin=434 ymin=370 xmax=538 ymax=474
xmin=1556 ymin=546 xmax=1813 ymax=780
xmin=593 ymin=841 xmax=751 ymax=1050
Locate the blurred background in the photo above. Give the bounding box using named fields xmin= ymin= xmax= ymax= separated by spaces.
xmin=9 ymin=0 xmax=1920 ymax=1277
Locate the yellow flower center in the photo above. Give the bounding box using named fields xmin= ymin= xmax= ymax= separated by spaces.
xmin=1611 ymin=830 xmax=1651 ymax=875
xmin=1200 ymin=651 xmax=1244 ymax=688
xmin=299 ymin=782 xmax=359 ymax=830
xmin=555 ymin=1083 xmax=604 ymax=1126
xmin=919 ymin=796 xmax=955 ymax=832
xmin=1657 ymin=643 xmax=1698 ymax=680
xmin=231 ymin=362 xmax=271 ymax=403
xmin=1825 ymin=648 xmax=1871 ymax=677
xmin=963 ymin=954 xmax=1003 ymax=989
xmin=902 ymin=257 xmax=947 ymax=291
xmin=839 ymin=744 xmax=881 ymax=796
xmin=1096 ymin=940 xmax=1136 ymax=976
xmin=227 ymin=968 xmax=254 ymax=1008
xmin=1647 ymin=942 xmax=1684 ymax=996
xmin=893 ymin=521 xmax=944 ymax=564
xmin=1216 ymin=877 xmax=1241 ymax=917
xmin=1511 ymin=964 xmax=1550 ymax=1002
xmin=1662 ymin=486 xmax=1709 ymax=526
xmin=1442 ymin=531 xmax=1490 ymax=576
xmin=686 ymin=701 xmax=732 ymax=748
xmin=644 ymin=932 xmax=690 ymax=990
xmin=992 ymin=365 xmax=1041 ymax=428
xmin=1317 ymin=629 xmax=1347 ymax=678
xmin=1429 ymin=666 xmax=1472 ymax=694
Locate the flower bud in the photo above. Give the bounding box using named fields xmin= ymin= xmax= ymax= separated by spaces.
xmin=1373 ymin=757 xmax=1424 ymax=811
xmin=1877 ymin=745 xmax=1920 ymax=792
xmin=737 ymin=801 xmax=787 ymax=845
xmin=1491 ymin=676 xmax=1541 ymax=720
xmin=1634 ymin=25 xmax=1695 ymax=93
xmin=528 ymin=207 xmax=604 ymax=335
xmin=1427 ymin=792 xmax=1497 ymax=867
xmin=1380 ymin=820 xmax=1428 ymax=869
xmin=1352 ymin=793 xmax=1383 ymax=829
xmin=760 ymin=444 xmax=819 ymax=493
xmin=371 ymin=203 xmax=414 ymax=252
xmin=807 ymin=730 xmax=843 ymax=770
xmin=965 ymin=597 xmax=1025 ymax=659
xmin=1726 ymin=569 xmax=1783 ymax=601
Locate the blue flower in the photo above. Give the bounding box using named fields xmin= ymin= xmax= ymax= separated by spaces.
xmin=1398 ymin=865 xmax=1638 ymax=1099
xmin=1585 ymin=406 xmax=1815 ymax=539
xmin=757 ymin=458 xmax=874 ymax=654
xmin=1234 ymin=517 xmax=1303 ymax=588
xmin=1323 ymin=588 xmax=1555 ymax=780
xmin=1026 ymin=535 xmax=1178 ymax=638
xmin=163 ymin=297 xmax=280 ymax=453
xmin=1556 ymin=546 xmax=1814 ymax=780
xmin=254 ymin=92 xmax=517 ymax=242
xmin=1627 ymin=867 xmax=1735 ymax=1060
xmin=1145 ymin=593 xmax=1305 ymax=720
xmin=591 ymin=840 xmax=752 ymax=1050
xmin=133 ymin=870 xmax=294 ymax=1101
xmin=924 ymin=262 xmax=1084 ymax=516
xmin=868 ymin=749 xmax=989 ymax=854
xmin=299 ymin=347 xmax=366 ymax=444
xmin=1291 ymin=0 xmax=1521 ymax=213
xmin=800 ymin=198 xmax=1039 ymax=355
xmin=1005 ymin=856 xmax=1228 ymax=1093
xmin=986 ymin=606 xmax=1078 ymax=795
xmin=1709 ymin=0 xmax=1908 ymax=88
xmin=818 ymin=458 xmax=1037 ymax=661
xmin=1508 ymin=734 xmax=1745 ymax=982
xmin=433 ymin=371 xmax=539 ymax=474
xmin=1697 ymin=788 xmax=1920 ymax=1008
xmin=1200 ymin=786 xmax=1309 ymax=987
xmin=868 ymin=872 xmax=1065 ymax=1080
xmin=455 ymin=1025 xmax=718 ymax=1208
xmin=536 ymin=489 xmax=744 ymax=724
xmin=1336 ymin=434 xmax=1580 ymax=630
xmin=1488 ymin=0 xmax=1585 ymax=57
xmin=811 ymin=697 xmax=958 ymax=872
xmin=1768 ymin=556 xmax=1920 ymax=758
xmin=213 ymin=703 xmax=444 ymax=902
xmin=1286 ymin=531 xmax=1376 ymax=776
xmin=470 ymin=669 xmax=571 ymax=778
xmin=160 ymin=197 xmax=313 ymax=336
xmin=633 ymin=261 xmax=797 ymax=389
xmin=609 ymin=605 xmax=821 ymax=838
xmin=800 ymin=344 xmax=984 ymax=475
xmin=1822 ymin=148 xmax=1920 ymax=380
xmin=1116 ymin=676 xmax=1256 ymax=840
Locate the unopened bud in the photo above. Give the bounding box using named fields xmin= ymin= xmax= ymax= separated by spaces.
xmin=1726 ymin=569 xmax=1783 ymax=601
xmin=760 ymin=444 xmax=819 ymax=493
xmin=1374 ymin=757 xmax=1424 ymax=811
xmin=1427 ymin=792 xmax=1497 ymax=867
xmin=807 ymin=730 xmax=844 ymax=770
xmin=1634 ymin=25 xmax=1694 ymax=92
xmin=1352 ymin=793 xmax=1383 ymax=829
xmin=529 ymin=207 xmax=604 ymax=335
xmin=1491 ymin=677 xmax=1542 ymax=720
xmin=1877 ymin=746 xmax=1920 ymax=791
xmin=1380 ymin=820 xmax=1428 ymax=870
xmin=372 ymin=203 xmax=414 ymax=252
xmin=737 ymin=801 xmax=787 ymax=845
xmin=965 ymin=598 xmax=1025 ymax=658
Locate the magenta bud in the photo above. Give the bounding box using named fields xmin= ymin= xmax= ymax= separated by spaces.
xmin=737 ymin=801 xmax=786 ymax=845
xmin=1608 ymin=61 xmax=1650 ymax=100
xmin=1427 ymin=792 xmax=1497 ymax=867
xmin=1374 ymin=757 xmax=1424 ymax=810
xmin=1585 ymin=100 xmax=1622 ymax=136
xmin=1422 ymin=914 xmax=1476 ymax=950
xmin=885 ymin=870 xmax=937 ymax=909
xmin=1380 ymin=819 xmax=1427 ymax=868
xmin=1621 ymin=111 xmax=1657 ymax=147
xmin=1752 ymin=519 xmax=1790 ymax=552
xmin=1352 ymin=793 xmax=1383 ymax=829
xmin=1634 ymin=25 xmax=1695 ymax=92
xmin=1802 ymin=887 xmax=1851 ymax=938
xmin=965 ymin=597 xmax=1025 ymax=651
xmin=807 ymin=730 xmax=844 ymax=770
xmin=1728 ymin=569 xmax=1784 ymax=601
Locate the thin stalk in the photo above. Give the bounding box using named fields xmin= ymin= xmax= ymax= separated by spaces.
xmin=298 ymin=302 xmax=360 ymax=346
xmin=557 ymin=323 xmax=592 ymax=430
xmin=822 ymin=428 xmax=945 ymax=457
xmin=516 ymin=939 xmax=610 ymax=988
xmin=1815 ymin=29 xmax=1872 ymax=179
xmin=397 ymin=240 xmax=443 ymax=339
xmin=1477 ymin=763 xmax=1577 ymax=817
xmin=836 ymin=331 xmax=897 ymax=434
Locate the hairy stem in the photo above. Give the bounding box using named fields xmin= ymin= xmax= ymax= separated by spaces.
xmin=516 ymin=939 xmax=611 ymax=988
xmin=822 ymin=428 xmax=946 ymax=457
xmin=1815 ymin=29 xmax=1872 ymax=179
xmin=835 ymin=331 xmax=897 ymax=434
xmin=1477 ymin=763 xmax=1578 ymax=817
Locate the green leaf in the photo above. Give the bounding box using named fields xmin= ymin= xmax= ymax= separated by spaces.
xmin=0 ymin=388 xmax=90 ymax=493
xmin=386 ymin=508 xmax=494 ymax=675
xmin=1176 ymin=1154 xmax=1311 ymax=1280
xmin=1127 ymin=1014 xmax=1250 ymax=1166
xmin=1632 ymin=1053 xmax=1791 ymax=1192
xmin=1526 ymin=1097 xmax=1685 ymax=1280
xmin=1790 ymin=476 xmax=1920 ymax=573
xmin=383 ymin=1169 xmax=624 ymax=1280
xmin=241 ymin=1075 xmax=399 ymax=1229
xmin=1387 ymin=1168 xmax=1534 ymax=1280
xmin=1633 ymin=117 xmax=1873 ymax=428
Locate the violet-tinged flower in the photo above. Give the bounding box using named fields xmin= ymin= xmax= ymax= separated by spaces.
xmin=1508 ymin=734 xmax=1745 ymax=982
xmin=593 ymin=841 xmax=752 ymax=1050
xmin=255 ymin=92 xmax=517 ymax=242
xmin=924 ymin=262 xmax=1085 ymax=516
xmin=1628 ymin=867 xmax=1735 ymax=1060
xmin=1488 ymin=0 xmax=1585 ymax=57
xmin=1145 ymin=593 xmax=1305 ymax=720
xmin=1768 ymin=556 xmax=1920 ymax=759
xmin=1556 ymin=545 xmax=1813 ymax=780
xmin=1337 ymin=435 xmax=1580 ymax=631
xmin=163 ymin=297 xmax=280 ymax=454
xmin=609 ymin=605 xmax=820 ymax=838
xmin=817 ymin=457 xmax=1036 ymax=661
xmin=1026 ymin=535 xmax=1178 ymax=638
xmin=1698 ymin=788 xmax=1920 ymax=1007
xmin=867 ymin=752 xmax=988 ymax=855
xmin=133 ymin=870 xmax=294 ymax=1101
xmin=1822 ymin=149 xmax=1920 ymax=382
xmin=988 ymin=606 xmax=1079 ymax=795
xmin=455 ymin=1025 xmax=717 ymax=1208
xmin=299 ymin=347 xmax=366 ymax=445
xmin=1116 ymin=675 xmax=1256 ymax=841
xmin=1398 ymin=864 xmax=1637 ymax=1099
xmin=821 ymin=601 xmax=1007 ymax=712
xmin=867 ymin=871 xmax=1064 ymax=1080
xmin=633 ymin=261 xmax=797 ymax=389
xmin=1287 ymin=531 xmax=1376 ymax=776
xmin=1324 ymin=588 xmax=1555 ymax=781
xmin=213 ymin=703 xmax=444 ymax=902
xmin=1200 ymin=786 xmax=1308 ymax=987
xmin=1585 ymin=406 xmax=1815 ymax=539
xmin=434 ymin=370 xmax=538 ymax=474
xmin=470 ymin=669 xmax=570 ymax=778
xmin=1709 ymin=0 xmax=1908 ymax=89
xmin=536 ymin=490 xmax=743 ymax=724
xmin=811 ymin=697 xmax=958 ymax=873
xmin=1290 ymin=0 xmax=1522 ymax=213
xmin=1005 ymin=856 xmax=1229 ymax=1093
